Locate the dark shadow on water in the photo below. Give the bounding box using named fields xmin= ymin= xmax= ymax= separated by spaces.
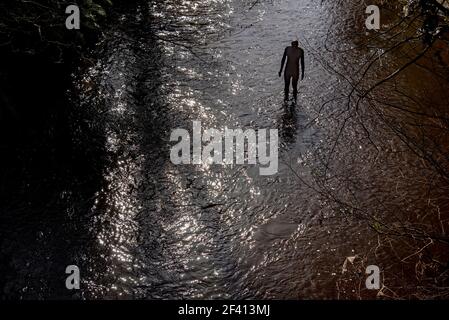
xmin=0 ymin=41 xmax=107 ymax=300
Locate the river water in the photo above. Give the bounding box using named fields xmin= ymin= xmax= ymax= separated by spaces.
xmin=72 ymin=0 xmax=377 ymax=299
xmin=8 ymin=0 xmax=446 ymax=299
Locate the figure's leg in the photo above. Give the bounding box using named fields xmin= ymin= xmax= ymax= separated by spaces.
xmin=284 ymin=75 xmax=291 ymax=101
xmin=292 ymin=76 xmax=299 ymax=102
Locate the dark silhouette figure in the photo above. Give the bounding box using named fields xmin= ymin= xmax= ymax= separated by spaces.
xmin=279 ymin=41 xmax=305 ymax=102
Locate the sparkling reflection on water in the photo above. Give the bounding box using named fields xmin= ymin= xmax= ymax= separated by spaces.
xmin=75 ymin=0 xmax=443 ymax=299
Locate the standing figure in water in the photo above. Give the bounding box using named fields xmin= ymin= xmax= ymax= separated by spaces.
xmin=279 ymin=40 xmax=305 ymax=102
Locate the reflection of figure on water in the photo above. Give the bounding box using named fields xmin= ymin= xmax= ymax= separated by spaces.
xmin=279 ymin=40 xmax=305 ymax=102
xmin=279 ymin=102 xmax=298 ymax=147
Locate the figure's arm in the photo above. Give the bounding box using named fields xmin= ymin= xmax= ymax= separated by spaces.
xmin=300 ymin=49 xmax=305 ymax=80
xmin=279 ymin=48 xmax=287 ymax=77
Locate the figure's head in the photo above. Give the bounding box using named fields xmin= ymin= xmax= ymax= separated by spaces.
xmin=291 ymin=40 xmax=299 ymax=47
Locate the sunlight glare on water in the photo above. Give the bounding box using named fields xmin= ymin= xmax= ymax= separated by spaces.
xmin=75 ymin=0 xmax=442 ymax=299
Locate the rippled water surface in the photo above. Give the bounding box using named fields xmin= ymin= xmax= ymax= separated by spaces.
xmin=60 ymin=0 xmax=448 ymax=299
